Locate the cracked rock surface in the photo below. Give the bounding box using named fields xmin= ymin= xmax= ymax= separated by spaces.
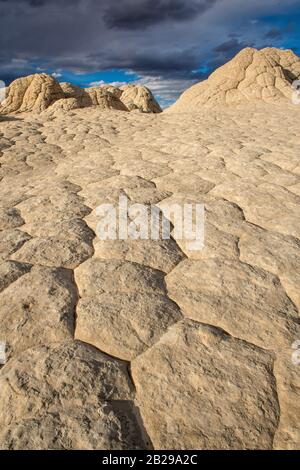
xmin=0 ymin=73 xmax=300 ymax=449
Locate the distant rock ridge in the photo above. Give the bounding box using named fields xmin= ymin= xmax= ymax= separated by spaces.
xmin=168 ymin=47 xmax=300 ymax=111
xmin=0 ymin=74 xmax=162 ymax=115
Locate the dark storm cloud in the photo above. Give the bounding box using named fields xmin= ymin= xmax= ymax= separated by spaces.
xmin=0 ymin=0 xmax=299 ymax=103
xmin=213 ymin=38 xmax=251 ymax=55
xmin=0 ymin=0 xmax=77 ymax=4
xmin=104 ymin=0 xmax=219 ymax=30
xmin=86 ymin=47 xmax=201 ymax=78
xmin=0 ymin=0 xmax=216 ymax=79
xmin=207 ymin=37 xmax=253 ymax=70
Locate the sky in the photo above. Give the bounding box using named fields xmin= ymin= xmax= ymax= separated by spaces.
xmin=0 ymin=0 xmax=300 ymax=107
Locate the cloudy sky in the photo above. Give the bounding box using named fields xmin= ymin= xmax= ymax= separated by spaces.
xmin=1 ymin=0 xmax=300 ymax=106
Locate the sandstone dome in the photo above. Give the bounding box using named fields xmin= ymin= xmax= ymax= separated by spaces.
xmin=0 ymin=75 xmax=162 ymax=115
xmin=84 ymin=87 xmax=128 ymax=111
xmin=99 ymin=84 xmax=123 ymax=98
xmin=60 ymin=82 xmax=84 ymax=98
xmin=58 ymin=82 xmax=162 ymax=113
xmin=45 ymin=97 xmax=81 ymax=113
xmin=120 ymin=84 xmax=162 ymax=113
xmin=0 ymin=73 xmax=65 ymax=114
xmin=51 ymin=82 xmax=127 ymax=111
xmin=168 ymin=47 xmax=300 ymax=112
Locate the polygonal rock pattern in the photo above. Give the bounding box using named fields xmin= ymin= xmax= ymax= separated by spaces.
xmin=0 ymin=266 xmax=77 ymax=360
xmin=132 ymin=320 xmax=280 ymax=449
xmin=15 ymin=182 xmax=91 ymax=234
xmin=74 ymin=258 xmax=182 ymax=360
xmin=0 ymin=341 xmax=150 ymax=450
xmin=11 ymin=221 xmax=94 ymax=269
xmin=166 ymin=258 xmax=298 ymax=350
xmin=169 ymin=47 xmax=300 ymax=111
xmin=238 ymin=224 xmax=300 ymax=310
xmin=210 ymin=180 xmax=300 ymax=239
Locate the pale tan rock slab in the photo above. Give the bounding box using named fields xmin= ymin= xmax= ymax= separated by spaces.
xmin=76 ymin=292 xmax=182 ymax=361
xmin=0 ymin=266 xmax=76 ymax=360
xmin=166 ymin=258 xmax=298 ymax=350
xmin=75 ymin=259 xmax=167 ymax=298
xmin=132 ymin=320 xmax=279 ymax=449
xmin=0 ymin=341 xmax=149 ymax=450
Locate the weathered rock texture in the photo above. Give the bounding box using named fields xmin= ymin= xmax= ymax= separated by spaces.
xmin=120 ymin=84 xmax=162 ymax=113
xmin=84 ymin=87 xmax=128 ymax=111
xmin=169 ymin=47 xmax=300 ymax=111
xmin=132 ymin=321 xmax=280 ymax=449
xmin=0 ymin=341 xmax=150 ymax=449
xmin=0 ymin=74 xmax=65 ymax=114
xmin=0 ymin=75 xmax=161 ymax=115
xmin=0 ymin=47 xmax=299 ymax=450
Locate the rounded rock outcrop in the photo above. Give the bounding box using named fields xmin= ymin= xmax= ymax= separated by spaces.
xmin=168 ymin=47 xmax=300 ymax=111
xmin=84 ymin=87 xmax=128 ymax=111
xmin=0 ymin=73 xmax=65 ymax=114
xmin=120 ymin=84 xmax=162 ymax=113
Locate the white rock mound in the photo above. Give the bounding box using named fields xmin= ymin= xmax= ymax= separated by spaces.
xmin=47 ymin=82 xmax=128 ymax=112
xmin=0 ymin=74 xmax=162 ymax=115
xmin=99 ymin=84 xmax=123 ymax=98
xmin=0 ymin=74 xmax=65 ymax=114
xmin=168 ymin=47 xmax=300 ymax=111
xmin=120 ymin=84 xmax=162 ymax=113
xmin=59 ymin=82 xmax=89 ymax=107
xmin=84 ymin=87 xmax=128 ymax=111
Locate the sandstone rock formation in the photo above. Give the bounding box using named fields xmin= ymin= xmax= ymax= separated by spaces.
xmin=84 ymin=87 xmax=128 ymax=111
xmin=58 ymin=82 xmax=91 ymax=109
xmin=60 ymin=82 xmax=86 ymax=100
xmin=169 ymin=47 xmax=300 ymax=111
xmin=47 ymin=97 xmax=81 ymax=112
xmin=49 ymin=82 xmax=128 ymax=112
xmin=100 ymin=84 xmax=123 ymax=98
xmin=0 ymin=74 xmax=162 ymax=114
xmin=120 ymin=84 xmax=162 ymax=113
xmin=0 ymin=74 xmax=65 ymax=114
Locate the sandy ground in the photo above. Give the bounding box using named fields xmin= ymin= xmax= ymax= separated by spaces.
xmin=0 ymin=102 xmax=300 ymax=449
